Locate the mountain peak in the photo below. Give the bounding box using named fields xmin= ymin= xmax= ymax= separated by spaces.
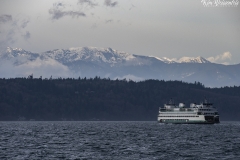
xmin=177 ymin=56 xmax=210 ymax=63
xmin=45 ymin=47 xmax=136 ymax=64
xmin=150 ymin=56 xmax=211 ymax=64
xmin=150 ymin=56 xmax=176 ymax=64
xmin=1 ymin=47 xmax=27 ymax=59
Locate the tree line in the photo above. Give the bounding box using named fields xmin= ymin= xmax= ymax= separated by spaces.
xmin=0 ymin=77 xmax=239 ymax=121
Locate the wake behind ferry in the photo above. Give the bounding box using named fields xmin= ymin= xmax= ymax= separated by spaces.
xmin=157 ymin=99 xmax=220 ymax=124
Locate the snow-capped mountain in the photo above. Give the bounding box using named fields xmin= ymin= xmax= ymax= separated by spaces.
xmin=177 ymin=56 xmax=211 ymax=63
xmin=45 ymin=47 xmax=135 ymax=65
xmin=149 ymin=56 xmax=210 ymax=64
xmin=151 ymin=56 xmax=176 ymax=64
xmin=2 ymin=47 xmax=210 ymax=65
xmin=1 ymin=47 xmax=240 ymax=87
xmin=0 ymin=47 xmax=39 ymax=63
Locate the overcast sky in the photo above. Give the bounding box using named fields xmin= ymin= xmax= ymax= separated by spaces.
xmin=0 ymin=0 xmax=239 ymax=64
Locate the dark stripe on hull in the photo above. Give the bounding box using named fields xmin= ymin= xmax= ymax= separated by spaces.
xmin=158 ymin=122 xmax=215 ymax=124
xmin=158 ymin=120 xmax=216 ymax=124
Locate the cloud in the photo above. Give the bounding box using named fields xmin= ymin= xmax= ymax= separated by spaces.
xmin=0 ymin=15 xmax=31 ymax=50
xmin=114 ymin=74 xmax=144 ymax=81
xmin=91 ymin=23 xmax=97 ymax=29
xmin=22 ymin=31 xmax=31 ymax=40
xmin=78 ymin=0 xmax=98 ymax=7
xmin=129 ymin=4 xmax=136 ymax=10
xmin=49 ymin=2 xmax=86 ymax=20
xmin=0 ymin=15 xmax=12 ymax=23
xmin=0 ymin=29 xmax=16 ymax=51
xmin=207 ymin=52 xmax=232 ymax=64
xmin=105 ymin=19 xmax=113 ymax=23
xmin=104 ymin=0 xmax=118 ymax=7
xmin=21 ymin=19 xmax=30 ymax=28
xmin=0 ymin=57 xmax=72 ymax=78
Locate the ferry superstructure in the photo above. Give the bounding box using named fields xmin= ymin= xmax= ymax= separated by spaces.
xmin=157 ymin=99 xmax=220 ymax=124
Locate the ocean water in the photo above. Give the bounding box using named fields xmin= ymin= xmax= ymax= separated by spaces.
xmin=0 ymin=121 xmax=240 ymax=160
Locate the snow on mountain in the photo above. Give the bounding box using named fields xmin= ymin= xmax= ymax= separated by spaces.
xmin=2 ymin=47 xmax=211 ymax=66
xmin=0 ymin=47 xmax=42 ymax=65
xmin=1 ymin=47 xmax=36 ymax=60
xmin=45 ymin=47 xmax=136 ymax=65
xmin=150 ymin=56 xmax=211 ymax=64
xmin=177 ymin=56 xmax=211 ymax=63
xmin=0 ymin=47 xmax=70 ymax=78
xmin=150 ymin=56 xmax=176 ymax=64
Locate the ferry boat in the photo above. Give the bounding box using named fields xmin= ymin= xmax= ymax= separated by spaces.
xmin=157 ymin=99 xmax=220 ymax=124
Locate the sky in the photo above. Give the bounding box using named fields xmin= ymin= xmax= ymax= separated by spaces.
xmin=0 ymin=0 xmax=239 ymax=64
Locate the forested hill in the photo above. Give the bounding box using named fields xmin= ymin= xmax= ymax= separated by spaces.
xmin=0 ymin=77 xmax=240 ymax=121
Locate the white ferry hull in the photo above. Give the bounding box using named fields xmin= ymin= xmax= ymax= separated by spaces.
xmin=158 ymin=119 xmax=215 ymax=124
xmin=157 ymin=115 xmax=218 ymax=124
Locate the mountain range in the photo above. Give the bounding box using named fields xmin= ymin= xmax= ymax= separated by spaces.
xmin=1 ymin=47 xmax=240 ymax=87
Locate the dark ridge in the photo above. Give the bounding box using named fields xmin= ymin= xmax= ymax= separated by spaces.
xmin=0 ymin=77 xmax=239 ymax=121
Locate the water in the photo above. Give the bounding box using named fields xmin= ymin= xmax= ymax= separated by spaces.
xmin=0 ymin=121 xmax=240 ymax=160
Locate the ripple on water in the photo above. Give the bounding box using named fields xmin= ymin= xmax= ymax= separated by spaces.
xmin=0 ymin=121 xmax=240 ymax=159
